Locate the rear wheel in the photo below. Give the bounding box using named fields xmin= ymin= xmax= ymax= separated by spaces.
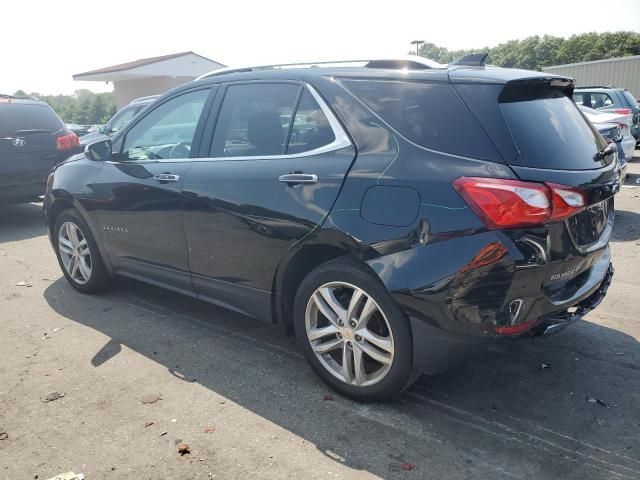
xmin=54 ymin=209 xmax=111 ymax=293
xmin=294 ymin=258 xmax=417 ymax=402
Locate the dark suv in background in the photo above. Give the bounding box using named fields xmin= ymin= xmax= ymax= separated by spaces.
xmin=44 ymin=56 xmax=618 ymax=401
xmin=1 ymin=94 xmax=80 ymax=205
xmin=573 ymin=86 xmax=640 ymax=141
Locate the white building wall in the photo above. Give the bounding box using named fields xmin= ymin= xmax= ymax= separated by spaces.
xmin=113 ymin=76 xmax=194 ymax=108
xmin=543 ymin=56 xmax=640 ymax=98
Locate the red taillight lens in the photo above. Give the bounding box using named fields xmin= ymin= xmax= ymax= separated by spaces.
xmin=614 ymin=108 xmax=632 ymax=115
xmin=547 ymin=183 xmax=586 ymax=222
xmin=492 ymin=317 xmax=538 ymax=335
xmin=453 ymin=177 xmax=551 ymax=228
xmin=56 ymin=132 xmax=80 ymax=151
xmin=453 ymin=177 xmax=586 ymax=229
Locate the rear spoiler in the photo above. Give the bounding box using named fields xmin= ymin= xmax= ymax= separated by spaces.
xmin=499 ymin=77 xmax=575 ymax=102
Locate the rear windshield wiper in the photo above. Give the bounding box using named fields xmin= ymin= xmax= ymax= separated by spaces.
xmin=593 ymin=142 xmax=617 ymax=162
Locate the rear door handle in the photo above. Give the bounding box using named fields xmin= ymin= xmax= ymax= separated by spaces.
xmin=278 ymin=173 xmax=318 ymax=185
xmin=153 ymin=173 xmax=180 ymax=183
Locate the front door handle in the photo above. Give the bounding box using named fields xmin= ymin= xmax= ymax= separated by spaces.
xmin=153 ymin=173 xmax=180 ymax=183
xmin=278 ymin=173 xmax=318 ymax=185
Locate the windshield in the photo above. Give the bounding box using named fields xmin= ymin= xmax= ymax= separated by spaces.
xmin=501 ymin=94 xmax=607 ymax=170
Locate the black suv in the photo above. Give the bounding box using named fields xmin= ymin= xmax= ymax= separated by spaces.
xmin=1 ymin=95 xmax=80 ymax=205
xmin=44 ymin=56 xmax=618 ymax=401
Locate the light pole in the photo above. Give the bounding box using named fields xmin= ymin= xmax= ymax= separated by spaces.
xmin=411 ymin=40 xmax=425 ymax=56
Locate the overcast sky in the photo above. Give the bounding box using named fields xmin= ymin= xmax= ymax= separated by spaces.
xmin=2 ymin=0 xmax=639 ymax=95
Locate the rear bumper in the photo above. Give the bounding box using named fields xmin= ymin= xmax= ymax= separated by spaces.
xmin=367 ymin=230 xmax=614 ymax=373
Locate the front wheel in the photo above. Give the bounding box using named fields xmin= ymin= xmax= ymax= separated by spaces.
xmin=294 ymin=258 xmax=418 ymax=402
xmin=54 ymin=209 xmax=111 ymax=293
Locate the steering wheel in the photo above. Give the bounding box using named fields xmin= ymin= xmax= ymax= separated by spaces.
xmin=169 ymin=141 xmax=191 ymax=158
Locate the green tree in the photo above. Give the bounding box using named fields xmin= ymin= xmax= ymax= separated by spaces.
xmin=418 ymin=31 xmax=640 ymax=70
xmin=13 ymin=89 xmax=116 ymax=124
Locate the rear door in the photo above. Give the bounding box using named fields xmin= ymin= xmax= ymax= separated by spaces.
xmin=0 ymin=101 xmax=66 ymax=201
xmin=181 ymin=82 xmax=354 ymax=321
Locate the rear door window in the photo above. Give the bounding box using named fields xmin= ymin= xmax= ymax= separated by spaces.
xmin=211 ymin=83 xmax=300 ymax=157
xmin=500 ymin=91 xmax=606 ymax=170
xmin=0 ymin=103 xmax=63 ymax=136
xmin=287 ymin=90 xmax=335 ymax=154
xmin=340 ymin=79 xmax=501 ymax=161
xmin=588 ymin=92 xmax=614 ymax=109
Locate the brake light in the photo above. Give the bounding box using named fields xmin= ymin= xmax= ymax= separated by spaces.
xmin=614 ymin=108 xmax=632 ymax=115
xmin=453 ymin=177 xmax=586 ymax=229
xmin=548 ymin=184 xmax=586 ymax=222
xmin=56 ymin=132 xmax=80 ymax=151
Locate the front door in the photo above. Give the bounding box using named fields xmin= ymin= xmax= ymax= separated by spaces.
xmin=94 ymin=87 xmax=213 ymax=294
xmin=181 ymin=82 xmax=355 ymax=320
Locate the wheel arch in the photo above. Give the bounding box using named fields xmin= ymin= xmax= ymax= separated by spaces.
xmin=273 ymin=229 xmax=372 ymax=332
xmin=47 ymin=194 xmax=113 ymax=273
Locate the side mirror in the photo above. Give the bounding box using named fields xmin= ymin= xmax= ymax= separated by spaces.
xmin=85 ymin=139 xmax=113 ymax=162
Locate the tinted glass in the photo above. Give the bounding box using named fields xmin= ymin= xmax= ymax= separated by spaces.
xmin=0 ymin=103 xmax=63 ymax=136
xmin=287 ymin=90 xmax=335 ymax=154
xmin=500 ymin=95 xmax=605 ymax=170
xmin=341 ymin=79 xmax=500 ymax=160
xmin=622 ymin=90 xmax=639 ymax=109
xmin=211 ymin=84 xmax=300 ymax=157
xmin=110 ymin=106 xmax=139 ymax=132
xmin=122 ymin=89 xmax=209 ymax=161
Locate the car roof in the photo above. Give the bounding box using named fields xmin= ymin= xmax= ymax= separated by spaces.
xmin=187 ymin=64 xmax=572 ymax=89
xmin=0 ymin=96 xmax=50 ymax=106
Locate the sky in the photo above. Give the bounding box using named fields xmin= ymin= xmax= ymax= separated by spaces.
xmin=2 ymin=0 xmax=639 ymax=96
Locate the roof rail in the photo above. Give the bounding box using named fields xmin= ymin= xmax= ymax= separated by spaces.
xmin=196 ymin=56 xmax=445 ymax=80
xmin=575 ymin=85 xmax=616 ymax=89
xmin=449 ymin=53 xmax=489 ymax=67
xmin=129 ymin=94 xmax=160 ymax=104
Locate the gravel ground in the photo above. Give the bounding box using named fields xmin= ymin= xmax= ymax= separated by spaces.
xmin=0 ymin=161 xmax=638 ymax=480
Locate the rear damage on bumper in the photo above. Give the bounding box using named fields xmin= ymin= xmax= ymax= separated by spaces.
xmin=367 ymin=229 xmax=614 ymax=374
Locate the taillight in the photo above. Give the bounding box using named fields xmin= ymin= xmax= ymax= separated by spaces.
xmin=453 ymin=177 xmax=586 ymax=229
xmin=56 ymin=132 xmax=80 ymax=151
xmin=614 ymin=108 xmax=632 ymax=115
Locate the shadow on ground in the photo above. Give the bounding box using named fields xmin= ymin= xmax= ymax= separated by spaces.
xmin=0 ymin=202 xmax=46 ymax=244
xmin=43 ymin=276 xmax=640 ymax=480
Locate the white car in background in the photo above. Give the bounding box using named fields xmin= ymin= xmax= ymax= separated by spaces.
xmin=579 ymin=105 xmax=635 ymax=160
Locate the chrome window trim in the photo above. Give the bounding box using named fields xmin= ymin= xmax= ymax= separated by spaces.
xmin=199 ymin=83 xmax=352 ymax=161
xmin=110 ymin=83 xmax=352 ymax=165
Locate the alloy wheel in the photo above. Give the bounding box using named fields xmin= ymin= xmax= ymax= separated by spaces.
xmin=305 ymin=281 xmax=395 ymax=387
xmin=58 ymin=221 xmax=92 ymax=285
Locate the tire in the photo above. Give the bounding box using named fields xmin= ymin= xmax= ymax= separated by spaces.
xmin=293 ymin=257 xmax=418 ymax=402
xmin=53 ymin=209 xmax=111 ymax=293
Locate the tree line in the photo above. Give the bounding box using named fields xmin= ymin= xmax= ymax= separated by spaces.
xmin=12 ymin=89 xmax=117 ymax=125
xmin=418 ymin=31 xmax=640 ymax=71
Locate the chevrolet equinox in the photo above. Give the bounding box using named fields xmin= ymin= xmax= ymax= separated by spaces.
xmin=44 ymin=55 xmax=618 ymax=401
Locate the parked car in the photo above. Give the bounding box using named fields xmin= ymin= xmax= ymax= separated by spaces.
xmin=592 ymin=122 xmax=628 ymax=182
xmin=44 ymin=56 xmax=618 ymax=401
xmin=66 ymin=123 xmax=90 ymax=137
xmin=579 ymin=105 xmax=635 ymax=160
xmin=0 ymin=95 xmax=80 ymax=205
xmin=79 ymin=95 xmax=159 ymax=147
xmin=573 ymin=86 xmax=640 ymax=141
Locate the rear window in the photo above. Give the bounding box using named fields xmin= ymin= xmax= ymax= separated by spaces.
xmin=341 ymin=79 xmax=501 ymax=161
xmin=622 ymin=90 xmax=639 ymax=109
xmin=500 ymin=91 xmax=606 ymax=170
xmin=0 ymin=103 xmax=63 ymax=137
